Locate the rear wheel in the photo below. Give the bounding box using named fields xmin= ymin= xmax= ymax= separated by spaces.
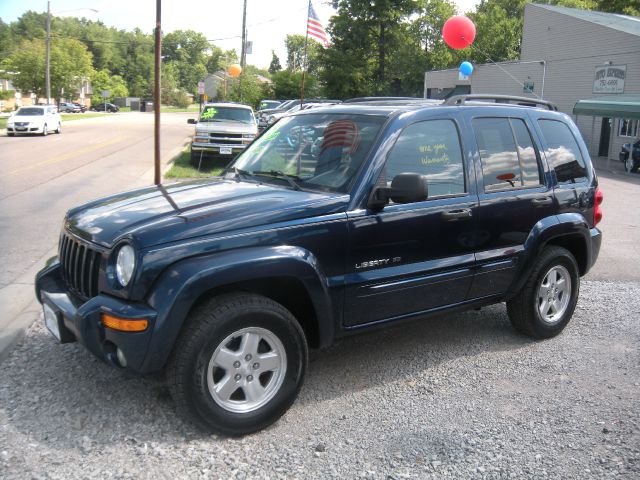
xmin=56 ymin=122 xmax=61 ymax=134
xmin=167 ymin=293 xmax=308 ymax=436
xmin=507 ymin=246 xmax=579 ymax=339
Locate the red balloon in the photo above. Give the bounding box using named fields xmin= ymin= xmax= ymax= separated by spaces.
xmin=442 ymin=16 xmax=476 ymax=50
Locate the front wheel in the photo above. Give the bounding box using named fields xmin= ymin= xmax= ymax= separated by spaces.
xmin=507 ymin=246 xmax=579 ymax=339
xmin=42 ymin=124 xmax=48 ymax=136
xmin=167 ymin=293 xmax=308 ymax=436
xmin=625 ymin=156 xmax=638 ymax=173
xmin=55 ymin=122 xmax=61 ymax=134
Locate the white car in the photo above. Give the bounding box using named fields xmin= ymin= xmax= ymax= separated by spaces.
xmin=6 ymin=105 xmax=62 ymax=136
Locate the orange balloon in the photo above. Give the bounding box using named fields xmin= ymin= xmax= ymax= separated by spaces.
xmin=228 ymin=64 xmax=242 ymax=78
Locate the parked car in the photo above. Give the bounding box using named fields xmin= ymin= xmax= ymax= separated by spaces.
xmin=263 ymin=102 xmax=338 ymax=127
xmin=73 ymin=102 xmax=87 ymax=113
xmin=258 ymin=100 xmax=282 ymax=111
xmin=36 ymin=94 xmax=602 ymax=436
xmin=6 ymin=105 xmax=61 ymax=136
xmin=90 ymin=102 xmax=119 ymax=113
xmin=58 ymin=102 xmax=82 ymax=113
xmin=619 ymin=139 xmax=640 ymax=173
xmin=188 ymin=102 xmax=258 ymax=165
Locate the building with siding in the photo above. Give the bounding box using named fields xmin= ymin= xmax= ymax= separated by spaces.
xmin=424 ymin=3 xmax=640 ymax=160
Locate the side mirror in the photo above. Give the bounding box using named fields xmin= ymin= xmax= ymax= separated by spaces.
xmin=187 ymin=118 xmax=196 ymax=124
xmin=367 ymin=173 xmax=428 ymax=211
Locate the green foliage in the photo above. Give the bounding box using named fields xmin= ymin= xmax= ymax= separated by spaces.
xmin=0 ymin=89 xmax=15 ymax=100
xmin=90 ymin=69 xmax=128 ymax=103
xmin=228 ymin=74 xmax=271 ymax=107
xmin=269 ymin=51 xmax=282 ymax=74
xmin=285 ymin=34 xmax=322 ymax=75
xmin=271 ymin=70 xmax=319 ymax=99
xmin=1 ymin=37 xmax=93 ymax=100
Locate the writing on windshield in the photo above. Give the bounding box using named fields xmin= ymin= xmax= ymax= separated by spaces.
xmin=199 ymin=106 xmax=254 ymax=124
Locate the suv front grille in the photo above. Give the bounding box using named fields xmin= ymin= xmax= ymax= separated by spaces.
xmin=59 ymin=233 xmax=101 ymax=300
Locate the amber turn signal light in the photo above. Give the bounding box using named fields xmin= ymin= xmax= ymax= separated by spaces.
xmin=102 ymin=314 xmax=148 ymax=332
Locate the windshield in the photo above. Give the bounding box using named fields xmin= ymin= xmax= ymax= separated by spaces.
xmin=15 ymin=107 xmax=44 ymax=116
xmin=229 ymin=113 xmax=386 ymax=193
xmin=199 ymin=106 xmax=255 ymax=124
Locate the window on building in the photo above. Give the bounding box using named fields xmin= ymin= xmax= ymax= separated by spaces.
xmin=473 ymin=117 xmax=542 ymax=192
xmin=538 ymin=119 xmax=588 ymax=184
xmin=619 ymin=118 xmax=639 ymax=138
xmin=383 ymin=119 xmax=465 ymax=199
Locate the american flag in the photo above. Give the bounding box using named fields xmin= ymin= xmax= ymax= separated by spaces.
xmin=321 ymin=120 xmax=361 ymax=154
xmin=307 ymin=3 xmax=330 ymax=47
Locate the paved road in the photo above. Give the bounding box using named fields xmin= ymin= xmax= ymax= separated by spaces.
xmin=0 ymin=112 xmax=193 ymax=358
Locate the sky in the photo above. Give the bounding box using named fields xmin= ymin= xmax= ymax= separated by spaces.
xmin=0 ymin=0 xmax=480 ymax=70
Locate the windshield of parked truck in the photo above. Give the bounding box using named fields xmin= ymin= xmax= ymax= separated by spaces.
xmin=199 ymin=106 xmax=254 ymax=124
xmin=229 ymin=112 xmax=386 ymax=193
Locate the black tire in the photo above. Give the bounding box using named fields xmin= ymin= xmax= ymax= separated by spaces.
xmin=7 ymin=132 xmax=14 ymax=137
xmin=42 ymin=124 xmax=48 ymax=136
xmin=56 ymin=122 xmax=61 ymax=134
xmin=507 ymin=246 xmax=579 ymax=339
xmin=625 ymin=156 xmax=638 ymax=173
xmin=166 ymin=293 xmax=308 ymax=436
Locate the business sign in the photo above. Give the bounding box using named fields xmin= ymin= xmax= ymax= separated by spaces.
xmin=593 ymin=65 xmax=626 ymax=94
xmin=197 ymin=81 xmax=205 ymax=95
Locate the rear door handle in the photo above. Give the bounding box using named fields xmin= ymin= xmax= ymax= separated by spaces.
xmin=532 ymin=196 xmax=553 ymax=206
xmin=441 ymin=208 xmax=472 ymax=221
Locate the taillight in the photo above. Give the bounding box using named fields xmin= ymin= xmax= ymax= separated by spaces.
xmin=593 ymin=187 xmax=603 ymax=226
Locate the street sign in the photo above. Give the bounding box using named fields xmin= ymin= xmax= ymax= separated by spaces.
xmin=197 ymin=81 xmax=205 ymax=95
xmin=101 ymin=90 xmax=110 ymax=98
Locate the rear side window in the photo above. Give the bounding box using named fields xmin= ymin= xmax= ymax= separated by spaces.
xmin=473 ymin=118 xmax=542 ymax=192
xmin=538 ymin=119 xmax=588 ymax=184
xmin=383 ymin=119 xmax=465 ymax=198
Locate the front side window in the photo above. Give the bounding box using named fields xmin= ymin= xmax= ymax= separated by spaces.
xmin=382 ymin=119 xmax=465 ymax=198
xmin=538 ymin=119 xmax=588 ymax=184
xmin=231 ymin=113 xmax=386 ymax=193
xmin=473 ymin=117 xmax=542 ymax=192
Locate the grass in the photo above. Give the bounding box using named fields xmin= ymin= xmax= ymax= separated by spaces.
xmin=164 ymin=146 xmax=229 ymax=179
xmin=160 ymin=104 xmax=200 ymax=113
xmin=0 ymin=117 xmax=6 ymax=129
xmin=60 ymin=113 xmax=105 ymax=121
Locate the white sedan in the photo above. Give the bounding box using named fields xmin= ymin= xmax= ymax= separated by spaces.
xmin=6 ymin=105 xmax=62 ymax=136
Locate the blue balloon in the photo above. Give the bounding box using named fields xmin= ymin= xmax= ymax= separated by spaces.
xmin=459 ymin=61 xmax=473 ymax=76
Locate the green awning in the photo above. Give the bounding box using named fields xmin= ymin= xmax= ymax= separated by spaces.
xmin=573 ymin=95 xmax=640 ymax=119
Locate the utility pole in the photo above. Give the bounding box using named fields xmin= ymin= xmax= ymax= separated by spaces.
xmin=153 ymin=0 xmax=161 ymax=185
xmin=45 ymin=1 xmax=51 ymax=104
xmin=239 ymin=0 xmax=247 ymax=102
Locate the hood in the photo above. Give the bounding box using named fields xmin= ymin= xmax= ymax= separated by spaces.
xmin=65 ymin=178 xmax=348 ymax=248
xmin=9 ymin=114 xmax=45 ymax=123
xmin=195 ymin=121 xmax=257 ymax=134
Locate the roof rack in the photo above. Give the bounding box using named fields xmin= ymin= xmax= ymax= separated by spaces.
xmin=444 ymin=94 xmax=558 ymax=111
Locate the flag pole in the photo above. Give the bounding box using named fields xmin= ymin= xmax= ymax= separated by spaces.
xmin=300 ymin=0 xmax=311 ymax=107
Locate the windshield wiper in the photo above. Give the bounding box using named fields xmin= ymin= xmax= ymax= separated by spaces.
xmin=252 ymin=170 xmax=301 ymax=190
xmin=230 ymin=167 xmax=255 ymax=181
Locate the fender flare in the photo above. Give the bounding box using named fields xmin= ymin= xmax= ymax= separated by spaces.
xmin=141 ymin=245 xmax=333 ymax=372
xmin=508 ymin=213 xmax=591 ymax=297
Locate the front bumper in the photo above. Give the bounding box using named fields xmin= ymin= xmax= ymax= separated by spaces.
xmin=190 ymin=141 xmax=247 ymax=156
xmin=7 ymin=124 xmax=44 ymax=134
xmin=35 ymin=260 xmax=157 ymax=373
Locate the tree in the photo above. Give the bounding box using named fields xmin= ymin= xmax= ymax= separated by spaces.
xmin=90 ymin=69 xmax=128 ymax=103
xmin=595 ymin=0 xmax=640 ymax=16
xmin=285 ymin=34 xmax=322 ymax=74
xmin=268 ymin=51 xmax=282 ymax=74
xmin=1 ymin=37 xmax=93 ymax=100
xmin=163 ymin=30 xmax=210 ymax=94
xmin=271 ymin=70 xmax=319 ymax=99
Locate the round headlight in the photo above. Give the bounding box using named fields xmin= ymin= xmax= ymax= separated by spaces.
xmin=116 ymin=244 xmax=136 ymax=287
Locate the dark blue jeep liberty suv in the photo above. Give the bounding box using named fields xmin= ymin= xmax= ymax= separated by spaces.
xmin=36 ymin=95 xmax=603 ymax=435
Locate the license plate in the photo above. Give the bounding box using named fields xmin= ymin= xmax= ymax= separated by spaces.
xmin=219 ymin=147 xmax=233 ymax=155
xmin=43 ymin=303 xmax=61 ymax=341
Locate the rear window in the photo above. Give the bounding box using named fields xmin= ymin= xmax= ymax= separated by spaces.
xmin=538 ymin=119 xmax=588 ymax=184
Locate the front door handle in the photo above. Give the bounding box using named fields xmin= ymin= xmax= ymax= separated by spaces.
xmin=441 ymin=208 xmax=472 ymax=221
xmin=532 ymin=196 xmax=553 ymax=206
